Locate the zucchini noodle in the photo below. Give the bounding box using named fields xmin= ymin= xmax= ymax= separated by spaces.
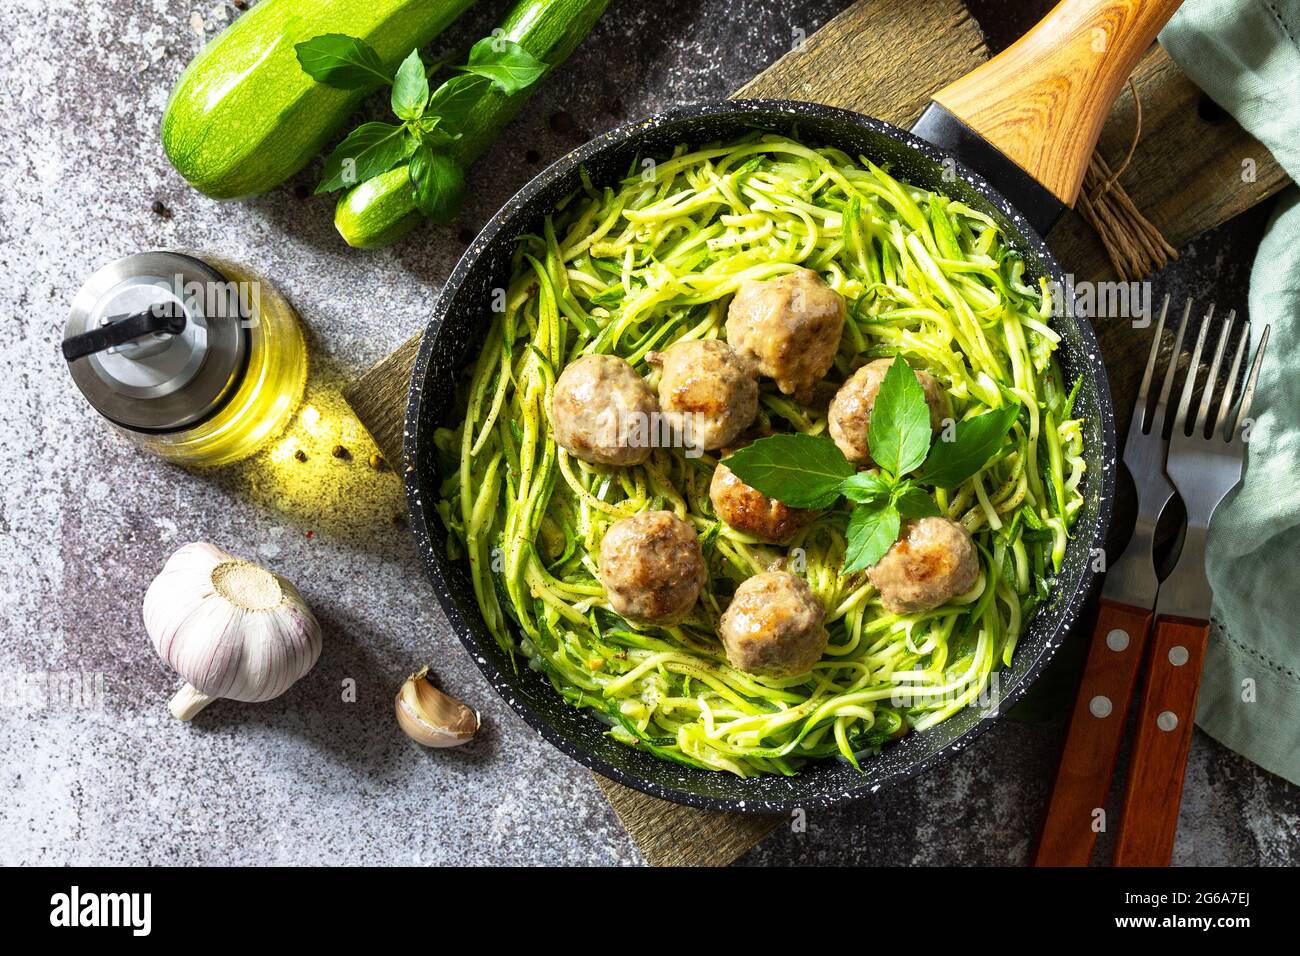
xmin=435 ymin=134 xmax=1086 ymax=777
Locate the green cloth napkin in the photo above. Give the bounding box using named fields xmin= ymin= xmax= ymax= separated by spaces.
xmin=1161 ymin=0 xmax=1300 ymax=785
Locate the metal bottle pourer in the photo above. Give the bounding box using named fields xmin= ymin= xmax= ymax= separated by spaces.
xmin=62 ymin=301 xmax=188 ymax=362
xmin=63 ymin=252 xmax=250 ymax=434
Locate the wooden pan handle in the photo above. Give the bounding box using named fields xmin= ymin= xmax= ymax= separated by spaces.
xmin=931 ymin=0 xmax=1184 ymax=205
xmin=1034 ymin=598 xmax=1153 ymax=866
xmin=1112 ymin=615 xmax=1211 ymax=866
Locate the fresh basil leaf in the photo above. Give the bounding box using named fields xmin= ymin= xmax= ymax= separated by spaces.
xmin=425 ymin=74 xmax=493 ymax=134
xmin=917 ymin=402 xmax=1021 ymax=488
xmin=315 ymin=122 xmax=418 ymax=194
xmin=409 ymin=145 xmax=465 ymax=223
xmin=722 ymin=434 xmax=853 ymax=509
xmin=295 ymin=34 xmax=391 ymax=89
xmin=391 ymin=50 xmax=430 ymax=121
xmin=418 ymin=127 xmax=458 ymax=149
xmin=867 ymin=356 xmax=932 ymax=477
xmin=892 ymin=482 xmax=942 ymax=518
xmin=839 ymin=471 xmax=893 ymax=504
xmin=416 ymin=115 xmax=460 ymax=148
xmin=842 ymin=502 xmax=900 ymax=574
xmin=459 ymin=37 xmax=547 ymax=94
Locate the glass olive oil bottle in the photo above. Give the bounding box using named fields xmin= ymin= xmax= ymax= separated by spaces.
xmin=63 ymin=252 xmax=307 ymax=467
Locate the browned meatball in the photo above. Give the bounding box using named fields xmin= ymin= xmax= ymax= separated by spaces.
xmin=598 ymin=511 xmax=707 ymax=625
xmin=867 ymin=517 xmax=979 ymax=614
xmin=710 ymin=459 xmax=816 ymax=544
xmin=719 ymin=572 xmax=828 ymax=677
xmin=828 ymin=358 xmax=947 ymax=465
xmin=648 ymin=339 xmax=758 ymax=452
xmin=725 ymin=268 xmax=845 ymax=400
xmin=552 ymin=354 xmax=658 ymax=466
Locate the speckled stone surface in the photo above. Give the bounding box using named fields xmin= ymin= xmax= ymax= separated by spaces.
xmin=1 ymin=0 xmax=1296 ymax=866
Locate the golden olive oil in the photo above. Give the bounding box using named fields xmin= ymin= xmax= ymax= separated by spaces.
xmin=64 ymin=252 xmax=307 ymax=467
xmin=143 ymin=257 xmax=307 ymax=466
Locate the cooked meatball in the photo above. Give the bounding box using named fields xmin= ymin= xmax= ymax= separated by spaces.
xmin=828 ymin=358 xmax=947 ymax=465
xmin=867 ymin=517 xmax=979 ymax=614
xmin=710 ymin=459 xmax=815 ymax=544
xmin=648 ymin=339 xmax=758 ymax=452
xmin=552 ymin=354 xmax=658 ymax=466
xmin=719 ymin=572 xmax=828 ymax=678
xmin=598 ymin=511 xmax=707 ymax=625
xmin=725 ymin=268 xmax=845 ymax=400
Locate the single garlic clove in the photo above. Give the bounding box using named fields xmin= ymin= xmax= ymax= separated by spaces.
xmin=395 ymin=667 xmax=479 ymax=748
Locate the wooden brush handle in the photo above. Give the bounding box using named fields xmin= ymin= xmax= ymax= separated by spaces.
xmin=1113 ymin=615 xmax=1211 ymax=866
xmin=1034 ymin=598 xmax=1153 ymax=866
xmin=931 ymin=0 xmax=1184 ymax=204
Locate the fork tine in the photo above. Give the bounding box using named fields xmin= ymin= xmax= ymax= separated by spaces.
xmin=1214 ymin=320 xmax=1249 ymax=441
xmin=1135 ymin=294 xmax=1169 ymax=432
xmin=1232 ymin=324 xmax=1271 ymax=438
xmin=1173 ymin=303 xmax=1213 ymax=435
xmin=1154 ymin=298 xmax=1192 ymax=434
xmin=1194 ymin=309 xmax=1234 ymax=437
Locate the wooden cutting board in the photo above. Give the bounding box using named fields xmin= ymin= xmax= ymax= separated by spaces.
xmin=344 ymin=0 xmax=1287 ymax=866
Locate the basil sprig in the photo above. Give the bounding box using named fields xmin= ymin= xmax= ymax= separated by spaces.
xmin=725 ymin=356 xmax=1020 ymax=574
xmin=867 ymin=354 xmax=932 ymax=477
xmin=390 ymin=49 xmax=431 ymax=121
xmin=293 ymin=33 xmax=391 ymax=89
xmin=715 ymin=433 xmax=853 ymax=509
xmin=460 ymin=38 xmax=547 ymax=93
xmin=315 ymin=122 xmax=417 ymax=194
xmin=295 ymin=34 xmax=546 ymax=220
xmin=915 ymin=401 xmax=1021 ymax=488
xmin=408 ymin=147 xmax=465 ymax=223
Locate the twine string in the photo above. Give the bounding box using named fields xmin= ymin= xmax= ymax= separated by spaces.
xmin=1076 ymin=78 xmax=1179 ymax=281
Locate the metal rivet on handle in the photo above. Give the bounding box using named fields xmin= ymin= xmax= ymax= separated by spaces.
xmin=1168 ymin=645 xmax=1189 ymax=666
xmin=1090 ymin=695 xmax=1113 ymax=718
xmin=1106 ymin=628 xmax=1130 ymax=652
xmin=1157 ymin=711 xmax=1179 ymax=732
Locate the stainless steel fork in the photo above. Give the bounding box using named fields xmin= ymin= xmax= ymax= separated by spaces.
xmin=1113 ymin=308 xmax=1270 ymax=867
xmin=1037 ymin=294 xmax=1183 ymax=866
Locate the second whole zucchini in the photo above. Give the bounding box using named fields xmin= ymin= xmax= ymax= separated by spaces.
xmin=162 ymin=0 xmax=475 ymax=199
xmin=335 ymin=0 xmax=611 ymax=248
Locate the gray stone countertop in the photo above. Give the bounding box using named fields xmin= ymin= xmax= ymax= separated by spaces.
xmin=1 ymin=0 xmax=1295 ymax=865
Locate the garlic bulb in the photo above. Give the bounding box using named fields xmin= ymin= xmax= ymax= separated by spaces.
xmin=395 ymin=667 xmax=479 ymax=747
xmin=144 ymin=542 xmax=322 ymax=720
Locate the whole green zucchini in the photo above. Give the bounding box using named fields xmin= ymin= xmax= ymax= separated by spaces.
xmin=162 ymin=0 xmax=475 ymax=199
xmin=335 ymin=0 xmax=611 ymax=248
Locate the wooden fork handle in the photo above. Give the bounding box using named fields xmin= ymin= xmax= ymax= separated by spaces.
xmin=1034 ymin=598 xmax=1153 ymax=866
xmin=1113 ymin=615 xmax=1211 ymax=866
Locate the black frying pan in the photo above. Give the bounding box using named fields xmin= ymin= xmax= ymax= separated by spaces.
xmin=403 ymin=0 xmax=1180 ymax=811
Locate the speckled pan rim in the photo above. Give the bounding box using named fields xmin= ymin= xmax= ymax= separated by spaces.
xmin=403 ymin=99 xmax=1117 ymax=814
